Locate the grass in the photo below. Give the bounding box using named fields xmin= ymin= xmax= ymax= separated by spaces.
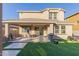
xmin=17 ymin=42 xmax=79 ymax=56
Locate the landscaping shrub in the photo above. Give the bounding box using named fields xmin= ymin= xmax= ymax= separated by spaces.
xmin=67 ymin=36 xmax=74 ymax=41
xmin=8 ymin=33 xmax=13 ymax=41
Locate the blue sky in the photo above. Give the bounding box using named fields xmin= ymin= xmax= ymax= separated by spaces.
xmin=3 ymin=3 xmax=79 ymax=20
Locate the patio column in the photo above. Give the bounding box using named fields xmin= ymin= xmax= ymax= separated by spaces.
xmin=19 ymin=26 xmax=22 ymax=35
xmin=31 ymin=26 xmax=35 ymax=36
xmin=47 ymin=24 xmax=54 ymax=35
xmin=59 ymin=25 xmax=61 ymax=34
xmin=50 ymin=24 xmax=54 ymax=33
xmin=44 ymin=30 xmax=46 ymax=36
xmin=47 ymin=25 xmax=50 ymax=34
xmin=44 ymin=27 xmax=47 ymax=36
xmin=4 ymin=23 xmax=9 ymax=37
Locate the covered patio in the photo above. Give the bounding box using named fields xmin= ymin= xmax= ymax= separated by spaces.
xmin=2 ymin=19 xmax=73 ymax=42
xmin=2 ymin=19 xmax=56 ymax=38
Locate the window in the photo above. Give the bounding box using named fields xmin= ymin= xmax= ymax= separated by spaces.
xmin=49 ymin=12 xmax=57 ymax=20
xmin=54 ymin=12 xmax=57 ymax=20
xmin=22 ymin=27 xmax=30 ymax=33
xmin=55 ymin=25 xmax=59 ymax=34
xmin=49 ymin=12 xmax=52 ymax=19
xmin=61 ymin=25 xmax=65 ymax=34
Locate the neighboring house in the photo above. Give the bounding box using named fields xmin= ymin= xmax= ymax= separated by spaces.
xmin=66 ymin=12 xmax=79 ymax=36
xmin=2 ymin=8 xmax=73 ymax=40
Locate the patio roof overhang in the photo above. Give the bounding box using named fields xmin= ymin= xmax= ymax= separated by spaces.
xmin=2 ymin=18 xmax=74 ymax=26
xmin=2 ymin=19 xmax=56 ymax=26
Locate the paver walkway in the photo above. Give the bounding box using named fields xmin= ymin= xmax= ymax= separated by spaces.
xmin=2 ymin=38 xmax=28 ymax=56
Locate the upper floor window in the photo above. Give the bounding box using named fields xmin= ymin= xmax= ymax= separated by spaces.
xmin=49 ymin=12 xmax=57 ymax=20
xmin=54 ymin=12 xmax=57 ymax=20
xmin=49 ymin=12 xmax=52 ymax=19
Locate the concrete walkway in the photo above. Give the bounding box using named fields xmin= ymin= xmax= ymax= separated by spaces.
xmin=4 ymin=43 xmax=27 ymax=49
xmin=2 ymin=50 xmax=21 ymax=56
xmin=2 ymin=38 xmax=28 ymax=56
xmin=8 ymin=37 xmax=32 ymax=42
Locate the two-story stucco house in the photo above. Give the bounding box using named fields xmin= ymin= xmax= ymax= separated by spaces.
xmin=2 ymin=8 xmax=73 ymax=41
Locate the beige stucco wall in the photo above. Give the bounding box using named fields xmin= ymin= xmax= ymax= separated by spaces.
xmin=65 ymin=25 xmax=72 ymax=36
xmin=19 ymin=12 xmax=45 ymax=19
xmin=57 ymin=10 xmax=64 ymax=21
xmin=19 ymin=9 xmax=64 ymax=21
xmin=19 ymin=10 xmax=50 ymax=20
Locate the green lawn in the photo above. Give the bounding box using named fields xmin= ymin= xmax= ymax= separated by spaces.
xmin=17 ymin=42 xmax=79 ymax=56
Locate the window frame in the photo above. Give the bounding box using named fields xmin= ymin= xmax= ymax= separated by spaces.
xmin=55 ymin=25 xmax=59 ymax=34
xmin=61 ymin=25 xmax=65 ymax=34
xmin=49 ymin=12 xmax=57 ymax=20
xmin=54 ymin=12 xmax=57 ymax=20
xmin=49 ymin=12 xmax=52 ymax=19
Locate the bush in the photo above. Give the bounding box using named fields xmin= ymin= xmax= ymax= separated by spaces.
xmin=8 ymin=33 xmax=13 ymax=40
xmin=67 ymin=36 xmax=74 ymax=41
xmin=53 ymin=39 xmax=59 ymax=44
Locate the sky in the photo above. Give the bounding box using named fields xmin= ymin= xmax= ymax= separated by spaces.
xmin=3 ymin=3 xmax=79 ymax=20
